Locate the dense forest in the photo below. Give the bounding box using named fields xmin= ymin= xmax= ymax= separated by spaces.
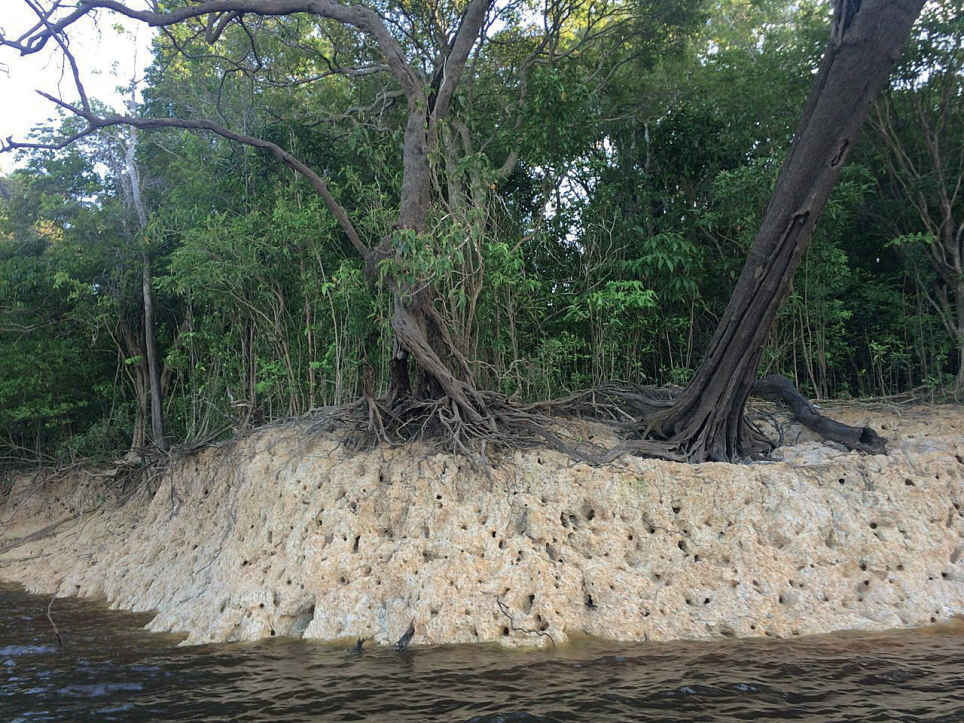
xmin=0 ymin=0 xmax=959 ymax=468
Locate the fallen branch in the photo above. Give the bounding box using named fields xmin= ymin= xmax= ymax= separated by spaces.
xmin=393 ymin=618 xmax=415 ymax=651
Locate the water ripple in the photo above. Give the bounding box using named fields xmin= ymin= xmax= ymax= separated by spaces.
xmin=1 ymin=584 xmax=963 ymax=721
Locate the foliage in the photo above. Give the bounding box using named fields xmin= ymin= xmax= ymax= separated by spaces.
xmin=0 ymin=0 xmax=955 ymax=465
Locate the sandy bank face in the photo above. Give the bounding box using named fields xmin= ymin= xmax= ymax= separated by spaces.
xmin=1 ymin=404 xmax=962 ymax=648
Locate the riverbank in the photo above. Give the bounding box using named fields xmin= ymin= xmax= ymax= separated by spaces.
xmin=1 ymin=402 xmax=961 ymax=648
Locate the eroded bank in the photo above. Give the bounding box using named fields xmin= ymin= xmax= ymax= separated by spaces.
xmin=1 ymin=403 xmax=961 ymax=647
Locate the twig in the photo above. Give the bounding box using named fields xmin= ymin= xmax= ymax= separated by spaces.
xmin=496 ymin=597 xmax=554 ymax=646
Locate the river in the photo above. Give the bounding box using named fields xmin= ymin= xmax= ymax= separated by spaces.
xmin=2 ymin=583 xmax=962 ymax=721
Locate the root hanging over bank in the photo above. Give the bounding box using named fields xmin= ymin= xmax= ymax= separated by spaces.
xmin=533 ymin=375 xmax=888 ymax=462
xmin=314 ymin=389 xmax=607 ymax=464
xmin=309 ymin=374 xmax=887 ymax=465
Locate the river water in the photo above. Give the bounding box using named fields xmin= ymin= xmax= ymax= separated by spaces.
xmin=2 ymin=584 xmax=962 ymax=721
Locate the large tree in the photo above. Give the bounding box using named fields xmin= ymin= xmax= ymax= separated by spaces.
xmin=2 ymin=0 xmax=696 ymax=454
xmin=642 ymin=0 xmax=925 ymax=460
xmin=1 ymin=0 xmax=506 ymax=444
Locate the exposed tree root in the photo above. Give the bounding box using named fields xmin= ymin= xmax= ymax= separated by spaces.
xmin=527 ymin=382 xmax=680 ymax=428
xmin=308 ymin=374 xmax=886 ymax=465
xmin=316 ymin=391 xmax=600 ymax=464
xmin=750 ymin=374 xmax=887 ymax=454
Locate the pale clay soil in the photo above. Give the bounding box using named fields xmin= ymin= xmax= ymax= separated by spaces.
xmin=1 ymin=401 xmax=961 ymax=648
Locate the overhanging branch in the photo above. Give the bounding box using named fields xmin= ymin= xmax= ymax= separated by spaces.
xmin=1 ymin=92 xmax=370 ymax=261
xmin=3 ymin=0 xmax=420 ymax=94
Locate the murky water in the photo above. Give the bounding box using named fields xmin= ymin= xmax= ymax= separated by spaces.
xmin=1 ymin=584 xmax=962 ymax=721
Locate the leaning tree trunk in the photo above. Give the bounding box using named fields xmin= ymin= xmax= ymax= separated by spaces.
xmin=650 ymin=0 xmax=925 ymax=461
xmin=956 ymin=278 xmax=964 ymax=398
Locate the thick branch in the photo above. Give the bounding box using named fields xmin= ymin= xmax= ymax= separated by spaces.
xmin=429 ymin=0 xmax=490 ymax=126
xmin=5 ymin=0 xmax=420 ymax=94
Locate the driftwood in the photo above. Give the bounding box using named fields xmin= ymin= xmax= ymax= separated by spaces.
xmin=47 ymin=592 xmax=64 ymax=649
xmin=394 ymin=619 xmax=415 ymax=651
xmin=750 ymin=374 xmax=887 ymax=454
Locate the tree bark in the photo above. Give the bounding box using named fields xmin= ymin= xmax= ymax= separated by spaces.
xmin=122 ymin=326 xmax=147 ymax=453
xmin=141 ymin=251 xmax=165 ymax=449
xmin=956 ymin=278 xmax=964 ymax=397
xmin=649 ymin=0 xmax=925 ymax=461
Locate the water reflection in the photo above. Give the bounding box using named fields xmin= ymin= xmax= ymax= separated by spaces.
xmin=1 ymin=584 xmax=962 ymax=721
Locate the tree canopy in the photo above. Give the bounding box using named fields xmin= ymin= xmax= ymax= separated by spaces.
xmin=0 ymin=0 xmax=947 ymax=468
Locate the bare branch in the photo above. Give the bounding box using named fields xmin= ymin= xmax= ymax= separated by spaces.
xmin=3 ymin=0 xmax=420 ymax=95
xmin=22 ymin=0 xmax=90 ymax=111
xmin=206 ymin=11 xmax=242 ymax=44
xmin=157 ymin=18 xmax=387 ymax=90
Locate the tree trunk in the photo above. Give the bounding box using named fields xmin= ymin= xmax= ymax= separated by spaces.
xmin=956 ymin=278 xmax=964 ymax=398
xmin=142 ymin=251 xmax=166 ymax=450
xmin=122 ymin=326 xmax=147 ymax=453
xmin=649 ymin=0 xmax=925 ymax=461
xmin=125 ymin=126 xmax=167 ymax=450
xmin=370 ymin=92 xmax=497 ymax=435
